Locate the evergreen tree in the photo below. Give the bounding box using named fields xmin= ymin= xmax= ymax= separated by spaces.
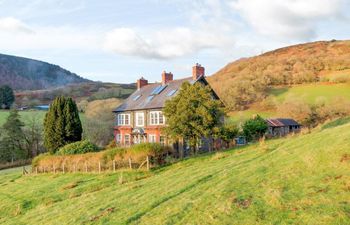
xmin=44 ymin=96 xmax=82 ymax=154
xmin=0 ymin=85 xmax=15 ymax=109
xmin=0 ymin=109 xmax=25 ymax=162
xmin=163 ymin=82 xmax=224 ymax=154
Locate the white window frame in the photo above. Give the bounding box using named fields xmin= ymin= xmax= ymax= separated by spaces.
xmin=124 ymin=134 xmax=130 ymax=146
xmin=160 ymin=136 xmax=165 ymax=146
xmin=116 ymin=134 xmax=121 ymax=143
xmin=136 ymin=112 xmax=144 ymax=127
xmin=149 ymin=134 xmax=156 ymax=143
xmin=117 ymin=113 xmax=130 ymax=126
xmin=150 ymin=111 xmax=165 ymax=125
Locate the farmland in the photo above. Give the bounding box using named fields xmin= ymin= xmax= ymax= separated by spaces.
xmin=0 ymin=118 xmax=349 ymax=224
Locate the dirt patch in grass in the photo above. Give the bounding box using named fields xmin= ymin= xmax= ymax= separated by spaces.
xmin=340 ymin=154 xmax=350 ymax=162
xmin=233 ymin=197 xmax=252 ymax=209
xmin=88 ymin=207 xmax=115 ymax=222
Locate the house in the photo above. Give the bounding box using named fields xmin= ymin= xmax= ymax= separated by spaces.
xmin=113 ymin=63 xmax=222 ymax=157
xmin=266 ymin=118 xmax=301 ymax=137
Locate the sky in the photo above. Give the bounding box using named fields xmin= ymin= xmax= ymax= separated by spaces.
xmin=0 ymin=0 xmax=349 ymax=84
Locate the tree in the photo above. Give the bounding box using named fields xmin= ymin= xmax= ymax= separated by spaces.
xmin=0 ymin=85 xmax=15 ymax=109
xmin=163 ymin=82 xmax=224 ymax=154
xmin=216 ymin=123 xmax=239 ymax=147
xmin=44 ymin=96 xmax=82 ymax=154
xmin=23 ymin=114 xmax=43 ymax=158
xmin=242 ymin=115 xmax=268 ymax=141
xmin=0 ymin=109 xmax=26 ymax=162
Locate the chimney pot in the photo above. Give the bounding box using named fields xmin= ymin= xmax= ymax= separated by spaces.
xmin=192 ymin=63 xmax=205 ymax=80
xmin=161 ymin=71 xmax=173 ymax=85
xmin=137 ymin=77 xmax=148 ymax=90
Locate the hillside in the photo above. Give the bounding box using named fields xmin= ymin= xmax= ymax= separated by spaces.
xmin=208 ymin=40 xmax=350 ymax=110
xmin=0 ymin=119 xmax=349 ymax=224
xmin=0 ymin=53 xmax=89 ymax=90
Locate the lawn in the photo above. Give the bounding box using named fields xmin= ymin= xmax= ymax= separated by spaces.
xmin=270 ymin=83 xmax=350 ymax=103
xmin=0 ymin=118 xmax=349 ymax=224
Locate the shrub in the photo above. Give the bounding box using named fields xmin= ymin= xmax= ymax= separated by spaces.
xmin=56 ymin=140 xmax=99 ymax=155
xmin=242 ymin=115 xmax=268 ymax=141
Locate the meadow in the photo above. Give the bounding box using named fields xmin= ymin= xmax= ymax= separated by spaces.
xmin=0 ymin=110 xmax=85 ymax=127
xmin=0 ymin=118 xmax=349 ymax=224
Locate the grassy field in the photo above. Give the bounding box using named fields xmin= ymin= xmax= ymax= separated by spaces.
xmin=0 ymin=119 xmax=349 ymax=224
xmin=0 ymin=110 xmax=85 ymax=127
xmin=270 ymin=83 xmax=350 ymax=104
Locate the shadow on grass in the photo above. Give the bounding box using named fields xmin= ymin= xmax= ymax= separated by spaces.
xmin=321 ymin=117 xmax=350 ymax=130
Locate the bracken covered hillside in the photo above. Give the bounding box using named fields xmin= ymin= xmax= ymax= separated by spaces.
xmin=208 ymin=40 xmax=350 ymax=109
xmin=0 ymin=53 xmax=89 ymax=90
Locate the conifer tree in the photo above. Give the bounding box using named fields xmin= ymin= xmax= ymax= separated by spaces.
xmin=0 ymin=85 xmax=15 ymax=109
xmin=0 ymin=109 xmax=25 ymax=162
xmin=44 ymin=96 xmax=82 ymax=154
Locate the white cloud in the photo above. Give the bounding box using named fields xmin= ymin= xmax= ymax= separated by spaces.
xmin=0 ymin=17 xmax=102 ymax=51
xmin=231 ymin=0 xmax=345 ymax=40
xmin=104 ymin=27 xmax=235 ymax=59
xmin=0 ymin=17 xmax=33 ymax=33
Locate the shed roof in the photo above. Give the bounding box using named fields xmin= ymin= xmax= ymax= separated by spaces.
xmin=266 ymin=118 xmax=300 ymax=127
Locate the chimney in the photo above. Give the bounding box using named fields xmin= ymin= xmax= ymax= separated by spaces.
xmin=137 ymin=77 xmax=148 ymax=90
xmin=192 ymin=63 xmax=205 ymax=80
xmin=161 ymin=71 xmax=173 ymax=85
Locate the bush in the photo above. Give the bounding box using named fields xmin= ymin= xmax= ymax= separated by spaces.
xmin=242 ymin=115 xmax=268 ymax=141
xmin=56 ymin=140 xmax=99 ymax=155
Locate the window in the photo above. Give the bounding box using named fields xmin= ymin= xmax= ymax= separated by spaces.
xmin=136 ymin=112 xmax=144 ymax=127
xmin=146 ymin=95 xmax=154 ymax=103
xmin=149 ymin=134 xmax=156 ymax=143
xmin=151 ymin=85 xmax=167 ymax=95
xmin=133 ymin=95 xmax=141 ymax=101
xmin=160 ymin=136 xmax=165 ymax=146
xmin=124 ymin=134 xmax=130 ymax=145
xmin=117 ymin=114 xmax=130 ymax=125
xmin=116 ymin=134 xmax=121 ymax=143
xmin=150 ymin=111 xmax=165 ymax=125
xmin=167 ymin=89 xmax=177 ymax=96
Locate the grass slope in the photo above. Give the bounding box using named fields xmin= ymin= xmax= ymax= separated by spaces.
xmin=271 ymin=83 xmax=350 ymax=104
xmin=0 ymin=120 xmax=349 ymax=224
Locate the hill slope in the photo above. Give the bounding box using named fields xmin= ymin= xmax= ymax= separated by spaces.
xmin=0 ymin=119 xmax=349 ymax=224
xmin=208 ymin=40 xmax=350 ymax=109
xmin=0 ymin=53 xmax=89 ymax=90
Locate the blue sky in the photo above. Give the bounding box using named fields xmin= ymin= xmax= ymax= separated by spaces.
xmin=0 ymin=0 xmax=349 ymax=83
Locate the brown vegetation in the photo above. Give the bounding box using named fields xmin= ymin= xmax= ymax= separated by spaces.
xmin=208 ymin=40 xmax=350 ymax=110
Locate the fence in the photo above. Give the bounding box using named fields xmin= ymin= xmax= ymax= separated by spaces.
xmin=32 ymin=156 xmax=151 ymax=174
xmin=0 ymin=159 xmax=31 ymax=171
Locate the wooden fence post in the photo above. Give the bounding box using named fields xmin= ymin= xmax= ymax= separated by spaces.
xmin=85 ymin=162 xmax=88 ymax=173
xmin=113 ymin=160 xmax=116 ymax=172
xmin=63 ymin=164 xmax=65 ymax=174
xmin=146 ymin=156 xmax=150 ymax=171
xmin=74 ymin=164 xmax=76 ymax=173
xmin=129 ymin=158 xmax=132 ymax=169
xmin=98 ymin=161 xmax=101 ymax=174
xmin=53 ymin=165 xmax=56 ymax=174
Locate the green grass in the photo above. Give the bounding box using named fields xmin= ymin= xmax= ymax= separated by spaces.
xmin=229 ymin=110 xmax=275 ymax=125
xmin=0 ymin=120 xmax=349 ymax=224
xmin=270 ymin=83 xmax=350 ymax=104
xmin=0 ymin=110 xmax=85 ymax=127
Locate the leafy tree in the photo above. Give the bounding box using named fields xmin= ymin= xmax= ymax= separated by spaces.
xmin=23 ymin=114 xmax=43 ymax=158
xmin=216 ymin=123 xmax=239 ymax=146
xmin=163 ymin=82 xmax=224 ymax=154
xmin=0 ymin=109 xmax=26 ymax=162
xmin=44 ymin=96 xmax=82 ymax=154
xmin=242 ymin=115 xmax=268 ymax=141
xmin=0 ymin=85 xmax=15 ymax=109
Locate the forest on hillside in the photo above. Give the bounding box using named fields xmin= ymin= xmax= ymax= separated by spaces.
xmin=208 ymin=40 xmax=350 ymax=110
xmin=0 ymin=53 xmax=88 ymax=90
